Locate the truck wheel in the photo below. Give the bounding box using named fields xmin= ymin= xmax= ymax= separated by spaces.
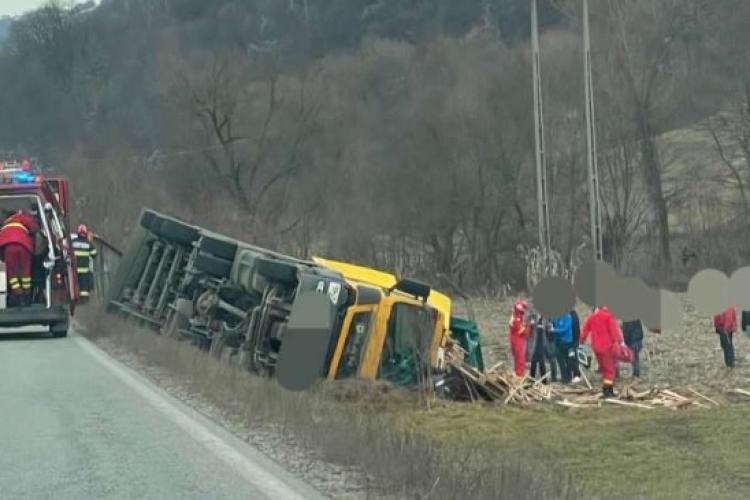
xmin=256 ymin=258 xmax=297 ymax=285
xmin=194 ymin=253 xmax=233 ymax=278
xmin=162 ymin=308 xmax=189 ymax=338
xmin=51 ymin=320 xmax=69 ymax=338
xmin=199 ymin=237 xmax=238 ymax=261
xmin=157 ymin=220 xmax=200 ymax=246
xmin=105 ymin=227 xmax=152 ymax=306
xmin=209 ymin=331 xmax=241 ymax=360
xmin=140 ymin=210 xmax=161 ymax=231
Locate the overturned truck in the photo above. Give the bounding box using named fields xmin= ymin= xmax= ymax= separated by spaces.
xmin=105 ymin=209 xmax=484 ymax=388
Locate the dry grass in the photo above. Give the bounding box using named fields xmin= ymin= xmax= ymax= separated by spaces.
xmin=79 ymin=310 xmax=578 ymax=500
xmin=77 ymin=295 xmax=750 ymax=499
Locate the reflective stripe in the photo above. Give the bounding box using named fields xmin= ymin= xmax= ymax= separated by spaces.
xmin=10 ymin=283 xmax=21 ymax=290
xmin=2 ymin=222 xmax=29 ymax=234
xmin=77 ymin=268 xmax=90 ymax=273
xmin=75 ymin=251 xmax=90 ymax=257
xmin=80 ymin=291 xmax=90 ymax=297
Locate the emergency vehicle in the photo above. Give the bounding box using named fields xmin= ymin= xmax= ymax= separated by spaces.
xmin=0 ymin=161 xmax=78 ymax=336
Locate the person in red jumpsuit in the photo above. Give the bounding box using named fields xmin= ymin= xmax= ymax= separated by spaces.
xmin=581 ymin=306 xmax=633 ymax=398
xmin=508 ymin=299 xmax=529 ymax=378
xmin=0 ymin=210 xmax=39 ymax=307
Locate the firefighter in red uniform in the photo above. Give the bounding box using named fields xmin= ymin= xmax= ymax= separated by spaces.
xmin=581 ymin=306 xmax=633 ymax=398
xmin=0 ymin=210 xmax=39 ymax=307
xmin=508 ymin=299 xmax=530 ymax=378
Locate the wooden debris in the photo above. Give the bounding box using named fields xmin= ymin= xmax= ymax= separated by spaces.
xmin=605 ymin=398 xmax=655 ymax=410
xmin=579 ymin=368 xmax=593 ymax=390
xmin=728 ymin=388 xmax=750 ymax=398
xmin=444 ymin=344 xmax=742 ymax=410
xmin=687 ymin=387 xmax=721 ymax=407
xmin=556 ymin=400 xmax=590 ymax=409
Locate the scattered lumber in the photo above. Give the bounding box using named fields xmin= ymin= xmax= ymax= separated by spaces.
xmin=444 ymin=345 xmax=735 ymax=410
xmin=605 ymin=398 xmax=655 ymax=410
xmin=687 ymin=387 xmax=721 ymax=407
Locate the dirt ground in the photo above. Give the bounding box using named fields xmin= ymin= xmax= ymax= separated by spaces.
xmin=467 ymin=296 xmax=750 ymax=398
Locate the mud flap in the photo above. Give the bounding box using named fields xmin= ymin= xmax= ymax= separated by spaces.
xmin=276 ymin=291 xmax=333 ymax=392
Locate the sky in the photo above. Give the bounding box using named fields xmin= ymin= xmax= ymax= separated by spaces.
xmin=0 ymin=1 xmax=92 ymax=17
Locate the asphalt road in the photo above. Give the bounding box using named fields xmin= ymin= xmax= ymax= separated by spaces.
xmin=0 ymin=331 xmax=329 ymax=500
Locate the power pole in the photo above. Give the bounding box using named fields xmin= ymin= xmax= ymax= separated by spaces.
xmin=583 ymin=0 xmax=603 ymax=261
xmin=531 ymin=0 xmax=552 ymax=277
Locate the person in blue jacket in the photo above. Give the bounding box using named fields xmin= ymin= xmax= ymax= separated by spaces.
xmin=550 ymin=312 xmax=574 ymax=384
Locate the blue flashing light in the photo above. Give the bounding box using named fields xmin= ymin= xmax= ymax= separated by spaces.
xmin=14 ymin=172 xmax=37 ymax=184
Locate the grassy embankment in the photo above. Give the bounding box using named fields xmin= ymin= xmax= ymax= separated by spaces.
xmin=79 ymin=301 xmax=750 ymax=500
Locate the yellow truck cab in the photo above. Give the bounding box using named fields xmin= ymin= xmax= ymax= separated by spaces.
xmin=314 ymin=257 xmax=451 ymax=384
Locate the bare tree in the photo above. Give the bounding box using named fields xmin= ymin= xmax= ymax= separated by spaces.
xmin=175 ymin=50 xmax=320 ymax=233
xmin=705 ymin=93 xmax=750 ymax=250
xmin=598 ymin=0 xmax=706 ymax=274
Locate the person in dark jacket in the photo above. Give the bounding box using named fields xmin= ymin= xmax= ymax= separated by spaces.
xmin=570 ymin=309 xmax=582 ymax=383
xmin=742 ymin=310 xmax=750 ymax=362
xmin=528 ymin=312 xmax=551 ymax=383
xmin=543 ymin=317 xmax=559 ymax=382
xmin=621 ymin=319 xmax=644 ymax=378
xmin=72 ymin=224 xmax=97 ymax=302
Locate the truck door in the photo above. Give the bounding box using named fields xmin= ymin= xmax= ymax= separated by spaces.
xmin=45 ymin=178 xmax=69 ymax=216
xmin=326 ymin=305 xmax=377 ymax=381
xmin=45 ymin=204 xmax=78 ymax=307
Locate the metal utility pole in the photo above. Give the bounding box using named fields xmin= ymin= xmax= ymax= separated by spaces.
xmin=531 ymin=0 xmax=552 ymax=277
xmin=583 ymin=0 xmax=603 ymax=261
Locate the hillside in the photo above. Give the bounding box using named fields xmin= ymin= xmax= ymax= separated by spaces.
xmin=0 ymin=0 xmax=748 ymax=288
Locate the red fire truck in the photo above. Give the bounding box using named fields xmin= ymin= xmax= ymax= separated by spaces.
xmin=0 ymin=161 xmax=78 ymax=336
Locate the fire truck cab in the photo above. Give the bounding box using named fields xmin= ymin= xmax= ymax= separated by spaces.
xmin=0 ymin=162 xmax=78 ymax=336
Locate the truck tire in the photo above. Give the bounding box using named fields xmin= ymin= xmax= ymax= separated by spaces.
xmin=194 ymin=253 xmax=233 ymax=278
xmin=256 ymin=258 xmax=297 ymax=285
xmin=105 ymin=226 xmax=153 ymax=306
xmin=199 ymin=237 xmax=238 ymax=261
xmin=157 ymin=220 xmax=200 ymax=246
xmin=51 ymin=319 xmax=69 ymax=338
xmin=209 ymin=331 xmax=242 ymax=360
xmin=140 ymin=210 xmax=160 ymax=231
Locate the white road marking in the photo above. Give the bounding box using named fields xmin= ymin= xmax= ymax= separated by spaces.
xmin=74 ymin=335 xmax=327 ymax=500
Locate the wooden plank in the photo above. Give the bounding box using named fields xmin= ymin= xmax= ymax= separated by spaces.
xmin=487 ymin=361 xmax=504 ymax=373
xmin=604 ymin=399 xmax=655 ymax=410
xmin=580 ymin=368 xmax=593 ymax=390
xmin=728 ymin=388 xmax=750 ymax=398
xmin=687 ymin=387 xmax=721 ymax=407
xmin=631 ymin=390 xmax=653 ymax=399
xmin=556 ymin=400 xmax=590 ymax=409
xmin=662 ymin=389 xmax=689 ymax=402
